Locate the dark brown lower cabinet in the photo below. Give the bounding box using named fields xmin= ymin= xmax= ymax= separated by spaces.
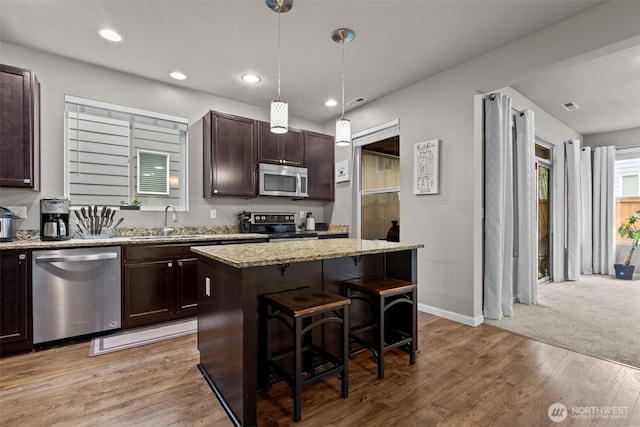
xmin=122 ymin=244 xmax=199 ymax=329
xmin=0 ymin=250 xmax=32 ymax=356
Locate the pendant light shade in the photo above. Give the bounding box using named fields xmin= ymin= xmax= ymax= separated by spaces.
xmin=335 ymin=118 xmax=351 ymax=147
xmin=332 ymin=28 xmax=355 ymax=146
xmin=270 ymin=100 xmax=288 ymax=134
xmin=266 ymin=0 xmax=292 ymax=134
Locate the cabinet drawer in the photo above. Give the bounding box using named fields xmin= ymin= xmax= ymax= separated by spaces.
xmin=123 ymin=243 xmax=201 ymax=262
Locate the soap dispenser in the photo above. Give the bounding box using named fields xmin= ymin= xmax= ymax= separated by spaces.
xmin=306 ymin=212 xmax=315 ymax=231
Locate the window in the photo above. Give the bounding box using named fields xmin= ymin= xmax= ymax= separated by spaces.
xmin=615 ymin=148 xmax=640 ymax=242
xmin=621 ymin=174 xmax=640 ymax=197
xmin=64 ymin=96 xmax=188 ymax=210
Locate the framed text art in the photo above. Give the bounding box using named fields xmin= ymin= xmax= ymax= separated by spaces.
xmin=413 ymin=139 xmax=440 ymax=195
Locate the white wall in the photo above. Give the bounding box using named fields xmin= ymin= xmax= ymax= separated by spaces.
xmin=327 ymin=1 xmax=640 ymax=325
xmin=584 ymin=128 xmax=640 ymax=148
xmin=0 ymin=42 xmax=329 ymax=231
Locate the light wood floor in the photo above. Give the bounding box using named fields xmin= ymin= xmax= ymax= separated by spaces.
xmin=1 ymin=312 xmax=639 ymax=426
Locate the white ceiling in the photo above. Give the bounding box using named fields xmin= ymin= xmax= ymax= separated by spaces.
xmin=1 ymin=0 xmax=638 ymax=135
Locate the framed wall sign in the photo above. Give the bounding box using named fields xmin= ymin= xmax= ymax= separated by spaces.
xmin=413 ymin=139 xmax=440 ymax=195
xmin=335 ymin=159 xmax=350 ymax=183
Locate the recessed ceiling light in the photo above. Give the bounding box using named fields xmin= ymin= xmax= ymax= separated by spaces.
xmin=99 ymin=29 xmax=122 ymax=42
xmin=170 ymin=71 xmax=187 ymax=80
xmin=325 ymin=99 xmax=338 ymax=107
xmin=241 ymin=73 xmax=261 ymax=84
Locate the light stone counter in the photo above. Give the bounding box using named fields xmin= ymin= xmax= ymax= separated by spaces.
xmin=0 ymin=233 xmax=268 ymax=250
xmin=191 ymin=238 xmax=424 ymax=268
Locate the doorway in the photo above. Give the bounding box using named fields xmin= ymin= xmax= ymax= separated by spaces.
xmin=536 ymin=142 xmax=553 ymax=284
xmin=357 ymin=136 xmax=400 ymax=240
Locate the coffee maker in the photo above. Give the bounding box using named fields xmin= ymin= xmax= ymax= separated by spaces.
xmin=40 ymin=198 xmax=70 ymax=241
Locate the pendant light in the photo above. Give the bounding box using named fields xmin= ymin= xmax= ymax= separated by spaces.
xmin=332 ymin=28 xmax=355 ymax=146
xmin=266 ymin=0 xmax=292 ymax=134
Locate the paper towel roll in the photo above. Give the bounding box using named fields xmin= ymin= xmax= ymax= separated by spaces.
xmin=306 ymin=216 xmax=315 ymax=231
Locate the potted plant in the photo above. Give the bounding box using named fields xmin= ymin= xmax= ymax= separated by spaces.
xmin=615 ymin=209 xmax=640 ymax=279
xmin=119 ymin=199 xmax=141 ymax=210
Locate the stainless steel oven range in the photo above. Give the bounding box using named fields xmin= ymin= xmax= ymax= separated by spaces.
xmin=245 ymin=212 xmax=318 ymax=241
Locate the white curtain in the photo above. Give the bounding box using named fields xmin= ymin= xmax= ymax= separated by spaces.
xmin=514 ymin=111 xmax=537 ymax=304
xmin=483 ymin=93 xmax=537 ymax=319
xmin=592 ymin=146 xmax=616 ymax=275
xmin=580 ymin=148 xmax=593 ymax=274
xmin=565 ymin=140 xmax=582 ymax=280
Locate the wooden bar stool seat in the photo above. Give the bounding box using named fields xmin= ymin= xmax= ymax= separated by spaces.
xmin=261 ymin=288 xmax=350 ymax=422
xmin=343 ymin=277 xmax=417 ymax=379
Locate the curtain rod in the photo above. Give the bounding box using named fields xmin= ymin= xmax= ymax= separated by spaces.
xmin=486 ymin=93 xmax=525 ymax=116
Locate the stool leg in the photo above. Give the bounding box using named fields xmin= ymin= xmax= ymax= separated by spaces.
xmin=341 ymin=305 xmax=349 ymax=398
xmin=377 ymin=295 xmax=385 ymax=380
xmin=410 ymin=289 xmax=417 ymax=365
xmin=293 ymin=316 xmax=303 ymax=422
xmin=264 ymin=304 xmax=273 ymax=392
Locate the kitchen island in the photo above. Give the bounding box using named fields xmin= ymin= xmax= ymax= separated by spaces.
xmin=191 ymin=238 xmax=423 ymax=427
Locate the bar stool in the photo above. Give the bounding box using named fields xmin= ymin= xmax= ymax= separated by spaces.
xmin=343 ymin=277 xmax=417 ymax=379
xmin=262 ymin=288 xmax=350 ymax=422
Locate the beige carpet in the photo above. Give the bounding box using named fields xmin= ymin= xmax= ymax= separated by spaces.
xmin=485 ymin=275 xmax=639 ymax=368
xmin=89 ymin=318 xmax=196 ymax=356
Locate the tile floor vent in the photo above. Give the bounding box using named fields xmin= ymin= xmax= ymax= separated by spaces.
xmin=347 ymin=97 xmax=367 ymax=106
xmin=561 ymin=101 xmax=580 ymax=111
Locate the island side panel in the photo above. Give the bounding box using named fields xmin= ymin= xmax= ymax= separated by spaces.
xmin=197 ymin=256 xmax=257 ymax=427
xmin=385 ymin=249 xmax=418 ymax=283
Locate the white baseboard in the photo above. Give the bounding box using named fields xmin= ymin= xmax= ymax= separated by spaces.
xmin=418 ymin=303 xmax=484 ymax=327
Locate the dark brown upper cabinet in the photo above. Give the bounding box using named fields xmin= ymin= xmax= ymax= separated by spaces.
xmin=304 ymin=131 xmax=335 ymax=201
xmin=0 ymin=64 xmax=40 ymax=190
xmin=203 ymin=111 xmax=257 ymax=198
xmin=257 ymin=121 xmax=304 ymax=167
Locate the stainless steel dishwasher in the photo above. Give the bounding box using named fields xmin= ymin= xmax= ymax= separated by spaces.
xmin=32 ymin=246 xmax=121 ymax=344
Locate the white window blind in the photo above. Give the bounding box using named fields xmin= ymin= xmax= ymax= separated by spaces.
xmin=67 ymin=111 xmax=130 ymax=206
xmin=65 ymin=96 xmax=188 ymax=209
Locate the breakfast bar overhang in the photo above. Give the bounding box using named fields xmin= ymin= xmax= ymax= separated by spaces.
xmin=191 ymin=238 xmax=423 ymax=427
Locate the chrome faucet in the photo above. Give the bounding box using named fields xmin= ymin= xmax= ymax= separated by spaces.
xmin=162 ymin=205 xmax=178 ymax=236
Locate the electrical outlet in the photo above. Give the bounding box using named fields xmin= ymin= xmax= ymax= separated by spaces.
xmin=300 ymin=210 xmax=305 ymax=219
xmin=6 ymin=206 xmax=27 ymax=219
xmin=210 ymin=209 xmax=216 ymax=219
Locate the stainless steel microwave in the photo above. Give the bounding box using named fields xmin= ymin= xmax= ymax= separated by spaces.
xmin=259 ymin=163 xmax=308 ymax=198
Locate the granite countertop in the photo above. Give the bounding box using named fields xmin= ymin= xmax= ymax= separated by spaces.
xmin=0 ymin=233 xmax=269 ymax=250
xmin=0 ymin=227 xmax=350 ymax=250
xmin=191 ymin=238 xmax=424 ymax=268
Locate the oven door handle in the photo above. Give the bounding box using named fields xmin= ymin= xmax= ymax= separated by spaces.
xmin=35 ymin=253 xmax=119 ymax=263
